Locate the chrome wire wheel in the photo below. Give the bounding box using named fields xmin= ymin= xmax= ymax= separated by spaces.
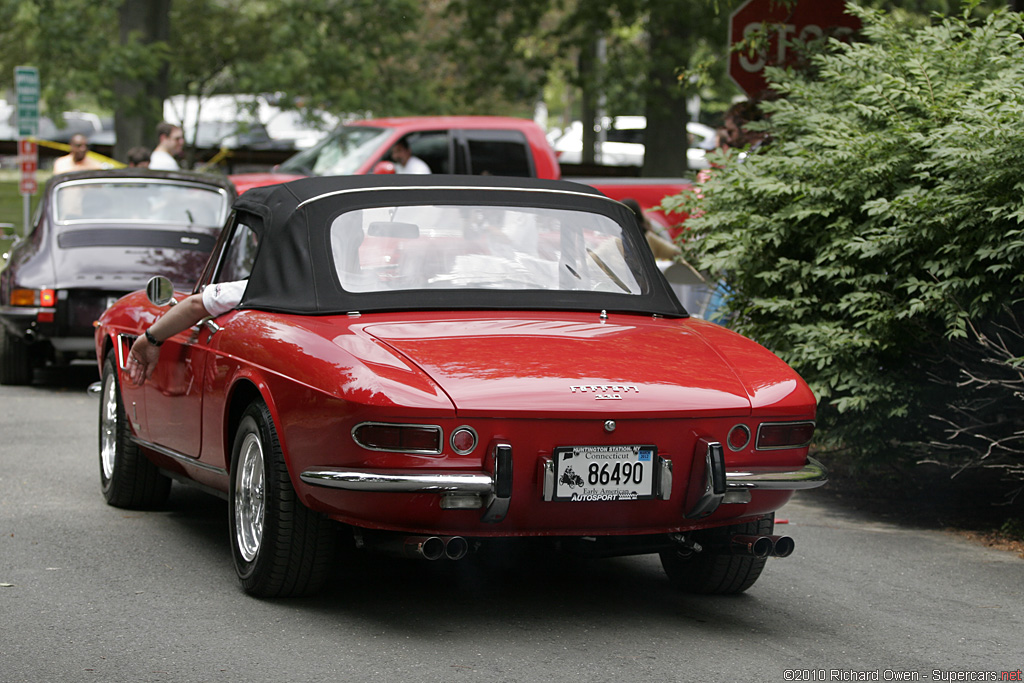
xmin=229 ymin=401 xmax=338 ymax=597
xmin=99 ymin=372 xmax=118 ymax=482
xmin=97 ymin=354 xmax=171 ymax=508
xmin=234 ymin=432 xmax=266 ymax=563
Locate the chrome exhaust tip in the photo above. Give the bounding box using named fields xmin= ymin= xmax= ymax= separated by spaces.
xmin=443 ymin=536 xmax=469 ymax=560
xmin=767 ymin=534 xmax=795 ymax=558
xmin=730 ymin=534 xmax=774 ymax=559
xmin=406 ymin=536 xmax=445 ymax=561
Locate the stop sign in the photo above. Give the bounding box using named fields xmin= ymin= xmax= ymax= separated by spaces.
xmin=728 ymin=0 xmax=861 ymax=97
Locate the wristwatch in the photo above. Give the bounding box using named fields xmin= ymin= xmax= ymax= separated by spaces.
xmin=144 ymin=328 xmax=163 ymax=347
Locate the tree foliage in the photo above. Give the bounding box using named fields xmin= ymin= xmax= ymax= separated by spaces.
xmin=444 ymin=0 xmax=739 ymax=176
xmin=0 ymin=0 xmax=122 ymax=113
xmin=0 ymin=0 xmax=464 ymax=157
xmin=666 ymin=4 xmax=1024 ymax=484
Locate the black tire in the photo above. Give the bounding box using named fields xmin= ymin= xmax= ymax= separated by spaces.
xmin=0 ymin=326 xmax=32 ymax=386
xmin=228 ymin=401 xmax=338 ymax=598
xmin=660 ymin=514 xmax=774 ymax=595
xmin=98 ymin=354 xmax=171 ymax=508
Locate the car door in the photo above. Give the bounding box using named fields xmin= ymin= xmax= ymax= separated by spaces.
xmin=142 ymin=217 xmax=258 ymax=460
xmin=454 ymin=129 xmax=535 ymax=177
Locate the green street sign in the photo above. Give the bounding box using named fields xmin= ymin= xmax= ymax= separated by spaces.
xmin=14 ymin=66 xmax=39 ymax=137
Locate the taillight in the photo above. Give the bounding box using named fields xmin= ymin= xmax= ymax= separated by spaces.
xmin=755 ymin=421 xmax=815 ymax=450
xmin=10 ymin=288 xmax=56 ymax=307
xmin=352 ymin=422 xmax=443 ymax=454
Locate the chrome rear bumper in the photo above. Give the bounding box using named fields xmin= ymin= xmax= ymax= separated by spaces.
xmin=300 ymin=469 xmax=493 ymax=493
xmin=299 ymin=456 xmax=827 ymax=494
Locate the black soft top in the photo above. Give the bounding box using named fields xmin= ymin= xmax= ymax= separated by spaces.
xmin=228 ymin=175 xmax=687 ymax=318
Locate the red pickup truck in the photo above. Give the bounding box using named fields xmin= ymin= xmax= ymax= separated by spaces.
xmin=229 ymin=115 xmax=691 ymax=228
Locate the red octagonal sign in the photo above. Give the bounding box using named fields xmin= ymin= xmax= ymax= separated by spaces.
xmin=729 ymin=0 xmax=861 ymax=97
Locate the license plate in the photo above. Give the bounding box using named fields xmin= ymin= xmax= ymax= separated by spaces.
xmin=552 ymin=445 xmax=657 ymax=501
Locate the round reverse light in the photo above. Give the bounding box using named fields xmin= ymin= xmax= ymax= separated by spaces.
xmin=727 ymin=424 xmax=751 ymax=451
xmin=450 ymin=426 xmax=478 ymax=455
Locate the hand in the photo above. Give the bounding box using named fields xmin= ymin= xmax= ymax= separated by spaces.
xmin=127 ymin=334 xmax=161 ymax=386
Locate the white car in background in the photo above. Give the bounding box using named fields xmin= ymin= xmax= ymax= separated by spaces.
xmin=552 ymin=115 xmax=716 ymax=170
xmin=164 ymin=94 xmax=338 ymax=151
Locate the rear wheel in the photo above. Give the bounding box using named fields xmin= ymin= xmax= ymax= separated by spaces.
xmin=0 ymin=327 xmax=32 ymax=386
xmin=228 ymin=400 xmax=337 ymax=597
xmin=98 ymin=354 xmax=171 ymax=508
xmin=660 ymin=514 xmax=774 ymax=595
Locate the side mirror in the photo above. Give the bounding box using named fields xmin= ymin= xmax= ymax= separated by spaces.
xmin=0 ymin=223 xmax=14 ymax=237
xmin=146 ymin=276 xmax=177 ymax=307
xmin=372 ymin=161 xmax=396 ymax=175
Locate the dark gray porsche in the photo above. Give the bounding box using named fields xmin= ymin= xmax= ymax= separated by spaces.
xmin=0 ymin=169 xmax=234 ymax=384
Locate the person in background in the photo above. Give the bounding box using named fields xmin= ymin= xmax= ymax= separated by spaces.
xmin=390 ymin=138 xmax=431 ymax=174
xmin=52 ymin=134 xmax=104 ymax=174
xmin=722 ymin=98 xmax=770 ymax=154
xmin=126 ymin=146 xmax=151 ymax=168
xmin=149 ymin=122 xmax=184 ymax=170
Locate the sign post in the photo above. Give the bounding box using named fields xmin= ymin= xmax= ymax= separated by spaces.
xmin=15 ymin=65 xmax=40 ymax=233
xmin=728 ymin=0 xmax=861 ymax=98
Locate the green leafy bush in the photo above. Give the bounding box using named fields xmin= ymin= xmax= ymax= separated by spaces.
xmin=665 ymin=4 xmax=1024 ymax=484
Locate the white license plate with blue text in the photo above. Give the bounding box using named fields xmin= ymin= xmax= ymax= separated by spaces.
xmin=553 ymin=445 xmax=657 ymax=501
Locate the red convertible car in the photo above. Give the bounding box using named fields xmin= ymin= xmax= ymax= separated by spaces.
xmin=94 ymin=175 xmax=825 ymax=598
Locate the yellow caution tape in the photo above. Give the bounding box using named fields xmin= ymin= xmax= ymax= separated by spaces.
xmin=197 ymin=147 xmax=232 ymax=172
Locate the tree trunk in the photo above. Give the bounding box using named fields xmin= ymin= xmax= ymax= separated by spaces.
xmin=578 ymin=39 xmax=598 ymax=166
xmin=642 ymin=0 xmax=693 ymax=178
xmin=113 ymin=0 xmax=172 ymax=164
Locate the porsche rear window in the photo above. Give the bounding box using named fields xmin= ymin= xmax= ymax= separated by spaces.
xmin=328 ymin=204 xmax=649 ymax=295
xmin=54 ymin=180 xmax=230 ymax=226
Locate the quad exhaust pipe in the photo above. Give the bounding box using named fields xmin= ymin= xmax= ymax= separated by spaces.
xmin=362 ymin=534 xmax=469 ymax=561
xmin=730 ymin=534 xmax=795 ymax=558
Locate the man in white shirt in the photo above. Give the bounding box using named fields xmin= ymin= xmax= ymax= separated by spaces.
xmin=149 ymin=122 xmax=184 ymax=170
xmin=390 ymin=139 xmax=431 ymax=174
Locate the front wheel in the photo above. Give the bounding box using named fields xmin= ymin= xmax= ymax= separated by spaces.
xmin=660 ymin=514 xmax=774 ymax=595
xmin=98 ymin=354 xmax=171 ymax=508
xmin=228 ymin=400 xmax=337 ymax=598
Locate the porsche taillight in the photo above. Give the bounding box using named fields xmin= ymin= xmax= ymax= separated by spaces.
xmin=352 ymin=422 xmax=443 ymax=455
xmin=10 ymin=288 xmax=56 ymax=307
xmin=755 ymin=421 xmax=815 ymax=450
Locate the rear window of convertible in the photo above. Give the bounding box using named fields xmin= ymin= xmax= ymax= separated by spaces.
xmin=329 ymin=205 xmax=649 ymax=295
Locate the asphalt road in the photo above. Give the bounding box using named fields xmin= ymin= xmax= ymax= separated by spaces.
xmin=1 ymin=368 xmax=1022 ymax=683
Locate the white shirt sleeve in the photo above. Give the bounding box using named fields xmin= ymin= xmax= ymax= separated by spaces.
xmin=398 ymin=156 xmax=432 ymax=174
xmin=202 ymin=280 xmax=247 ymax=317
